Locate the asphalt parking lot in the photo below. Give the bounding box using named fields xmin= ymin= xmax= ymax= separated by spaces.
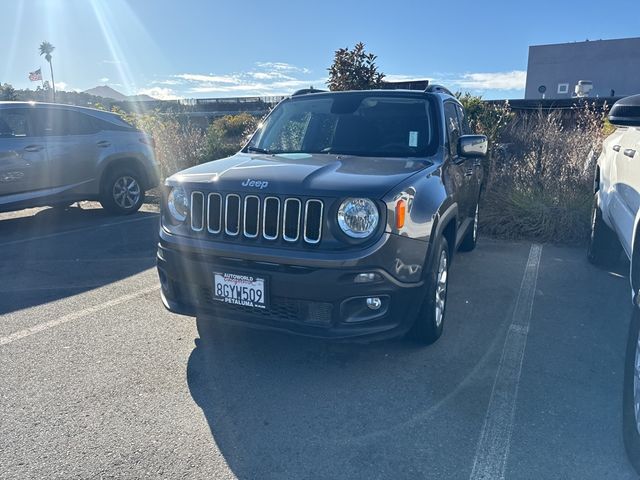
xmin=0 ymin=204 xmax=638 ymax=479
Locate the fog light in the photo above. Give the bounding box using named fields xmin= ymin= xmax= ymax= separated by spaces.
xmin=354 ymin=272 xmax=381 ymax=283
xmin=366 ymin=297 xmax=382 ymax=310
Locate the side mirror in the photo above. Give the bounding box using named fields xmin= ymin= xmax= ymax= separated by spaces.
xmin=609 ymin=94 xmax=640 ymax=127
xmin=458 ymin=135 xmax=488 ymax=158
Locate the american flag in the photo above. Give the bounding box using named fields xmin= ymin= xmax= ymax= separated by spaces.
xmin=29 ymin=68 xmax=42 ymax=82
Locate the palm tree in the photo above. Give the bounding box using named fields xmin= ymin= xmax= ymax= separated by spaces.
xmin=39 ymin=41 xmax=56 ymax=102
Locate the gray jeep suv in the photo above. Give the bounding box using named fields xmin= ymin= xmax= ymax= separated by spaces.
xmin=157 ymin=86 xmax=487 ymax=344
xmin=0 ymin=102 xmax=159 ymax=214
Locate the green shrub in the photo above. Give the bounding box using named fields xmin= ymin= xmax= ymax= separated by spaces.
xmin=205 ymin=113 xmax=259 ymax=160
xmin=129 ymin=112 xmax=207 ymax=180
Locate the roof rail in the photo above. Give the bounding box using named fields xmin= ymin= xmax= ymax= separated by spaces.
xmin=424 ymin=84 xmax=454 ymax=96
xmin=292 ymin=87 xmax=327 ymax=96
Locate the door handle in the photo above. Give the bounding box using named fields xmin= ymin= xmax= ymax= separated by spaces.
xmin=96 ymin=140 xmax=111 ymax=148
xmin=613 ymin=145 xmax=621 ymax=152
xmin=624 ymin=149 xmax=637 ymax=158
xmin=24 ymin=145 xmax=44 ymax=152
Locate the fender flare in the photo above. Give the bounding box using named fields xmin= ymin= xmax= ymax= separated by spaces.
xmin=422 ymin=201 xmax=458 ymax=280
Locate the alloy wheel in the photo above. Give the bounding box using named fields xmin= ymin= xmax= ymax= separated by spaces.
xmin=434 ymin=249 xmax=448 ymax=328
xmin=112 ymin=176 xmax=141 ymax=209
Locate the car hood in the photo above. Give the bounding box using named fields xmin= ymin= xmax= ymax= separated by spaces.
xmin=169 ymin=152 xmax=434 ymax=197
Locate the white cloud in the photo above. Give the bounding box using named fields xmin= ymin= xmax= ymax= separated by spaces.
xmin=137 ymin=87 xmax=180 ymax=100
xmin=451 ymin=71 xmax=526 ymax=91
xmin=149 ymin=62 xmax=319 ymax=97
xmin=175 ymin=73 xmax=240 ymax=84
xmin=255 ymin=62 xmax=310 ymax=74
xmin=99 ymin=77 xmax=109 ymax=83
xmin=56 ymin=81 xmax=68 ymax=91
xmin=152 ymin=79 xmax=181 ymax=86
xmin=249 ymin=71 xmax=294 ymax=81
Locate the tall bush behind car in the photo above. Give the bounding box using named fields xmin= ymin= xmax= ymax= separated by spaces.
xmin=478 ymin=103 xmax=607 ymax=244
xmin=133 ymin=113 xmax=208 ymax=180
xmin=205 ymin=112 xmax=259 ymax=160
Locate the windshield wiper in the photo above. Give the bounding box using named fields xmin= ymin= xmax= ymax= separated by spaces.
xmin=246 ymin=146 xmax=272 ymax=154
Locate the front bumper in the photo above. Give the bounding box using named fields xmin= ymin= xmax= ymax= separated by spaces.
xmin=157 ymin=229 xmax=429 ymax=340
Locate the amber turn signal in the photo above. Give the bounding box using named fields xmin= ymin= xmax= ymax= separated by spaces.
xmin=395 ymin=199 xmax=406 ymax=229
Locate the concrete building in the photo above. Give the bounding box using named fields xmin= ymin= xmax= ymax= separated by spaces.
xmin=525 ymin=37 xmax=640 ymax=99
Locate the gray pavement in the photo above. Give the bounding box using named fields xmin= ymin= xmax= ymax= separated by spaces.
xmin=0 ymin=204 xmax=637 ymax=479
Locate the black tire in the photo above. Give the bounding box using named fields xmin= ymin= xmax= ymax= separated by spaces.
xmin=623 ymin=307 xmax=640 ymax=474
xmin=99 ymin=168 xmax=145 ymax=215
xmin=459 ymin=202 xmax=479 ymax=252
xmin=587 ymin=195 xmax=621 ymax=267
xmin=407 ymin=235 xmax=450 ymax=345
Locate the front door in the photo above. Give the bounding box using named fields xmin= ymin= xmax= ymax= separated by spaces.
xmin=444 ymin=102 xmax=470 ymax=228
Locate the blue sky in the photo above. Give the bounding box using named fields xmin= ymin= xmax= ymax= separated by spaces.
xmin=2 ymin=0 xmax=640 ymax=100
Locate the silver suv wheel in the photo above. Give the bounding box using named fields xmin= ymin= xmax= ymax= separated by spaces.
xmin=112 ymin=175 xmax=141 ymax=210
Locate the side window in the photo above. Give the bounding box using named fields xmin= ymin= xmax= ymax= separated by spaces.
xmin=444 ymin=102 xmax=461 ymax=156
xmin=456 ymin=105 xmax=472 ymax=135
xmin=32 ymin=109 xmax=99 ymax=136
xmin=0 ymin=109 xmax=30 ymax=138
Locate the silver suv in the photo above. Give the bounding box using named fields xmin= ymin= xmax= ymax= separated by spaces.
xmin=0 ymin=102 xmax=159 ymax=214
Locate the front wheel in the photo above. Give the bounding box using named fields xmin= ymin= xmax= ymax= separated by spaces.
xmin=587 ymin=195 xmax=620 ymax=267
xmin=407 ymin=235 xmax=449 ymax=345
xmin=100 ymin=169 xmax=145 ymax=215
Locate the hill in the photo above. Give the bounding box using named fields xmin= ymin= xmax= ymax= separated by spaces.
xmin=83 ymin=85 xmax=155 ymax=102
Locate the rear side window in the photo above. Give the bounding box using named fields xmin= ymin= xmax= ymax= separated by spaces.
xmin=89 ymin=113 xmax=136 ymax=132
xmin=0 ymin=109 xmax=30 ymax=138
xmin=32 ymin=109 xmax=100 ymax=136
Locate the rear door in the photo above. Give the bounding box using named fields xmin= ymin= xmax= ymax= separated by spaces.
xmin=0 ymin=107 xmax=49 ymax=196
xmin=32 ymin=108 xmax=102 ymax=189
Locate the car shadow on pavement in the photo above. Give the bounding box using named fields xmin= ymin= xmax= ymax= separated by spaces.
xmin=0 ymin=205 xmax=159 ymax=315
xmin=185 ymin=312 xmax=502 ymax=480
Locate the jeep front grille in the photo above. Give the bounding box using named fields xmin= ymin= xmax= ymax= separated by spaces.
xmin=190 ymin=192 xmax=324 ymax=244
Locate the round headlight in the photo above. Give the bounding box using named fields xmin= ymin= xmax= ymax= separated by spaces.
xmin=337 ymin=198 xmax=379 ymax=238
xmin=167 ymin=186 xmax=189 ymax=223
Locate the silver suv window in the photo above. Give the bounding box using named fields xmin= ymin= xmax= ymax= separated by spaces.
xmin=31 ymin=109 xmax=99 ymax=136
xmin=0 ymin=109 xmax=30 ymax=138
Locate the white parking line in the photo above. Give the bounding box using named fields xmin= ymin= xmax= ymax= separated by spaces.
xmin=0 ymin=214 xmax=158 ymax=247
xmin=469 ymin=244 xmax=543 ymax=480
xmin=0 ymin=285 xmax=159 ymax=347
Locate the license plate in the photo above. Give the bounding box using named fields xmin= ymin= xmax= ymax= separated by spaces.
xmin=213 ymin=272 xmax=267 ymax=309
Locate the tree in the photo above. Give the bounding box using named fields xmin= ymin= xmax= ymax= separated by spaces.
xmin=327 ymin=42 xmax=385 ymax=91
xmin=0 ymin=83 xmax=18 ymax=101
xmin=455 ymin=92 xmax=512 ymax=149
xmin=39 ymin=41 xmax=56 ymax=102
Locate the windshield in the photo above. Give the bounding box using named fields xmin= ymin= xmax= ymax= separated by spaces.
xmin=246 ymin=93 xmax=435 ymax=157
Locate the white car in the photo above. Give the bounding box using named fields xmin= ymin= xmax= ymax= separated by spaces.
xmin=587 ymin=93 xmax=640 ymax=470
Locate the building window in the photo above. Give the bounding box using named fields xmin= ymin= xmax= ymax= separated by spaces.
xmin=557 ymin=83 xmax=569 ymax=94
